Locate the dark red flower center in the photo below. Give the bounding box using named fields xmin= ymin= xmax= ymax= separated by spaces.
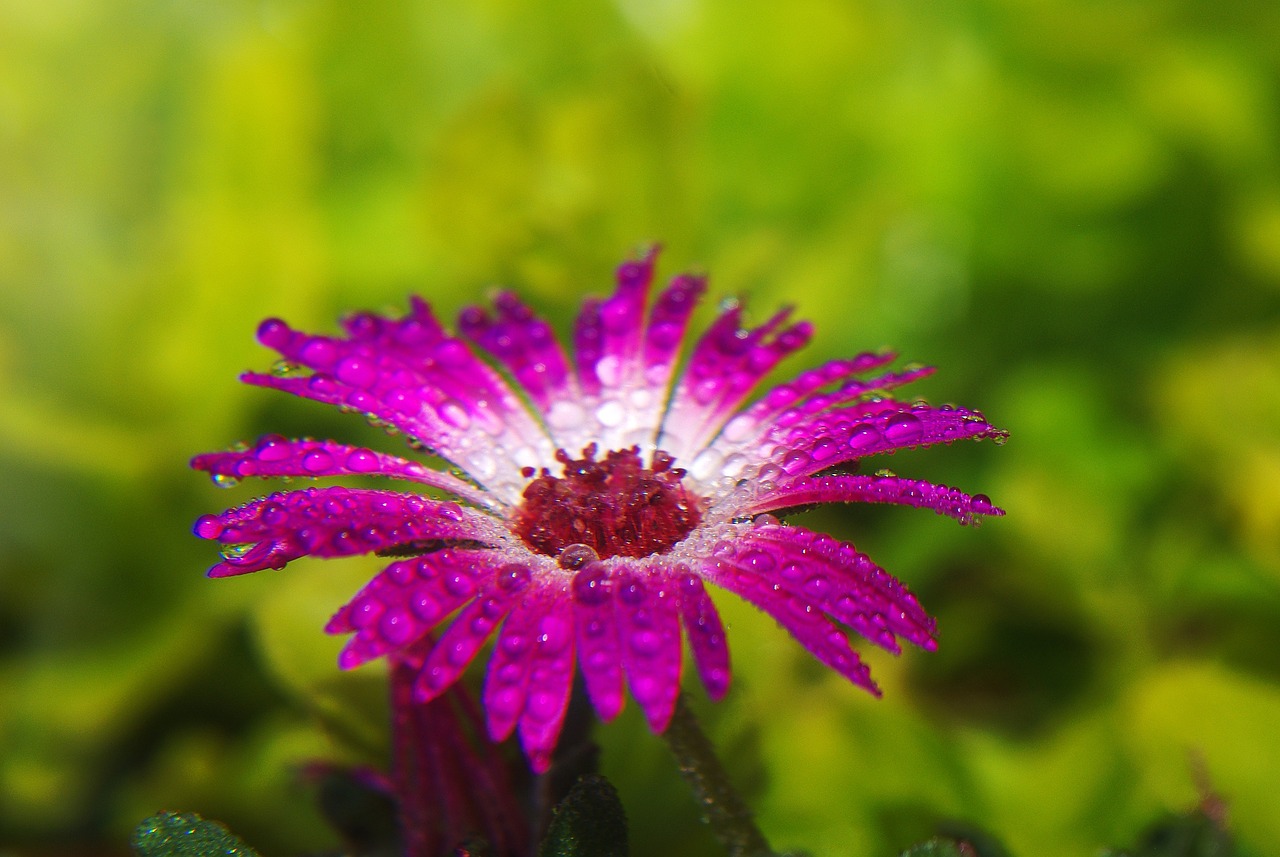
xmin=513 ymin=445 xmax=704 ymax=563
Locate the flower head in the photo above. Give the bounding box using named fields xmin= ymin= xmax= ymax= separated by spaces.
xmin=192 ymin=249 xmax=1005 ymax=772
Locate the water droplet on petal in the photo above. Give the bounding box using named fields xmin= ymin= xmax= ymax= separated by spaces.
xmin=558 ymin=543 xmax=599 ymax=570
xmin=595 ymin=399 xmax=625 ymax=427
xmin=211 ymin=472 xmax=239 ymax=488
xmin=302 ymin=450 xmax=334 ymax=473
xmin=219 ymin=543 xmax=253 ymax=561
xmin=596 ymin=354 xmax=623 ymax=386
xmin=345 ymin=448 xmax=379 ymax=472
xmin=194 ymin=515 xmax=223 ymax=539
xmin=884 ymin=413 xmax=923 ymax=444
xmin=437 ymin=399 xmax=471 ymax=429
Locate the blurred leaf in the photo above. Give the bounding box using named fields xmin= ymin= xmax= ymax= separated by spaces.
xmin=538 ymin=774 xmax=629 ymax=857
xmin=899 ymin=839 xmax=968 ymax=857
xmin=131 ymin=811 xmax=259 ymax=857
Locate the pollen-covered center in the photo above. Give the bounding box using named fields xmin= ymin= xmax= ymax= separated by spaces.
xmin=513 ymin=445 xmax=704 ymax=561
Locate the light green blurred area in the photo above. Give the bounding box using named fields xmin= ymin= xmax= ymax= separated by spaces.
xmin=2 ymin=1 xmax=1279 ymax=855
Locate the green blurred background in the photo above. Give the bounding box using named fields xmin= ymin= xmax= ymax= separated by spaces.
xmin=2 ymin=1 xmax=1279 ymax=855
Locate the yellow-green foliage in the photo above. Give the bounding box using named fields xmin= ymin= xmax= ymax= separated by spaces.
xmin=1 ymin=1 xmax=1278 ymax=855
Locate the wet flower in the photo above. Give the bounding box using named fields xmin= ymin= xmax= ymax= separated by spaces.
xmin=192 ymin=249 xmax=1005 ymax=772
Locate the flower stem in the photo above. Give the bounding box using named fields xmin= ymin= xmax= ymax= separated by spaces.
xmin=661 ymin=694 xmax=776 ymax=857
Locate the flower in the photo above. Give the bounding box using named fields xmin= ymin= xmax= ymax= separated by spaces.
xmin=192 ymin=249 xmax=1005 ymax=772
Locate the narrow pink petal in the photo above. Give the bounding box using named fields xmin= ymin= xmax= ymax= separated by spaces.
xmin=661 ymin=304 xmax=813 ymax=460
xmin=574 ymin=248 xmax=656 ymax=394
xmin=482 ymin=591 xmax=546 ymax=742
xmin=247 ymin=306 xmax=554 ymax=492
xmin=641 ymin=272 xmax=706 ymax=393
xmin=459 ymin=292 xmax=578 ymax=410
xmin=195 ymin=487 xmax=491 ymax=577
xmin=674 ymin=569 xmax=731 ymax=701
xmin=516 ymin=589 xmax=576 ymax=774
xmin=191 ymin=435 xmax=495 ymax=508
xmin=766 ymin=402 xmax=1007 ymax=485
xmin=414 ymin=583 xmax=522 ymax=704
xmin=747 ymin=473 xmax=1004 ymax=524
xmin=571 ymin=563 xmax=626 ymax=722
xmin=615 ymin=565 xmax=683 ymax=733
xmin=737 ymin=524 xmax=936 ymax=652
xmin=701 ymin=555 xmax=880 ymax=695
xmin=328 ymin=549 xmax=490 ymax=668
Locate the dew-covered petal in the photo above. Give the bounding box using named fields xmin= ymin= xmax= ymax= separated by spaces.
xmin=574 ymin=249 xmax=655 ymax=397
xmin=459 ymin=291 xmax=578 ymax=411
xmin=414 ymin=583 xmax=523 ymax=704
xmin=615 ymin=565 xmax=683 ymax=733
xmin=661 ymin=304 xmax=813 ymax=464
xmin=674 ymin=569 xmax=730 ymax=701
xmin=643 ymin=273 xmax=706 ymax=386
xmin=733 ymin=524 xmax=937 ymax=652
xmin=194 ymin=487 xmax=495 ymax=577
xmin=764 ymin=402 xmax=1007 ymax=486
xmin=747 ymin=473 xmax=1005 ymax=525
xmin=190 ymin=434 xmax=494 ymax=508
xmin=248 ymin=305 xmax=555 ymax=501
xmin=329 ymin=549 xmax=491 ymax=668
xmin=699 ymin=554 xmax=879 ymax=695
xmin=516 ymin=588 xmax=576 ymax=774
xmin=571 ymin=563 xmax=625 ymax=721
xmin=482 ymin=576 xmax=552 ymax=742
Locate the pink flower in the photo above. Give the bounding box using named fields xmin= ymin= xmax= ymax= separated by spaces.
xmin=192 ymin=249 xmax=1005 ymax=772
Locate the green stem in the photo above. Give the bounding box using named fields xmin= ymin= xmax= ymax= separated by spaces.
xmin=660 ymin=694 xmax=777 ymax=857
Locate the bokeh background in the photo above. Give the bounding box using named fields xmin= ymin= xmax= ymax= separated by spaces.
xmin=3 ymin=1 xmax=1280 ymax=855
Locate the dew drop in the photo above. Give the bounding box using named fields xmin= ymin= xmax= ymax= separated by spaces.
xmin=558 ymin=543 xmax=599 ymax=570
xmin=302 ymin=450 xmax=334 ymax=473
xmin=437 ymin=399 xmax=472 ymax=429
xmin=193 ymin=515 xmax=223 ymax=539
xmin=595 ymin=399 xmax=625 ymax=427
xmin=547 ymin=401 xmax=586 ymax=430
xmin=884 ymin=413 xmax=923 ymax=444
xmin=596 ymin=354 xmax=623 ymax=386
xmin=211 ymin=473 xmax=239 ymax=488
xmin=970 ymin=493 xmax=993 ymax=514
xmin=848 ymin=425 xmax=882 ymax=450
xmin=345 ymin=448 xmax=379 ymax=472
xmin=689 ymin=448 xmax=724 ymax=482
xmin=219 ymin=543 xmax=253 ymax=561
xmin=721 ymin=414 xmax=757 ymax=443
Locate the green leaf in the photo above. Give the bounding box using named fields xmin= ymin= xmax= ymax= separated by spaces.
xmin=538 ymin=774 xmax=629 ymax=857
xmin=131 ymin=811 xmax=260 ymax=857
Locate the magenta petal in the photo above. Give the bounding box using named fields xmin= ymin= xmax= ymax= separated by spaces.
xmin=459 ymin=292 xmax=578 ymax=410
xmin=572 ymin=563 xmax=625 ymax=721
xmin=575 ymin=249 xmax=656 ymax=393
xmin=733 ymin=352 xmax=898 ymax=433
xmin=702 ymin=555 xmax=879 ymax=696
xmin=674 ymin=570 xmax=731 ymax=701
xmin=748 ymin=473 xmax=1005 ymax=524
xmin=516 ymin=591 xmax=576 ymax=774
xmin=328 ymin=550 xmax=489 ymax=668
xmin=767 ymin=402 xmax=1007 ymax=483
xmin=662 ymin=304 xmax=813 ymax=457
xmin=642 ymin=272 xmax=706 ymax=387
xmin=197 ymin=487 xmax=490 ymax=576
xmin=616 ymin=566 xmax=682 ymax=733
xmin=742 ymin=525 xmax=936 ymax=652
xmin=191 ymin=435 xmax=494 ymax=507
xmin=482 ymin=591 xmax=546 ymax=742
xmin=415 ymin=585 xmax=521 ymax=704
